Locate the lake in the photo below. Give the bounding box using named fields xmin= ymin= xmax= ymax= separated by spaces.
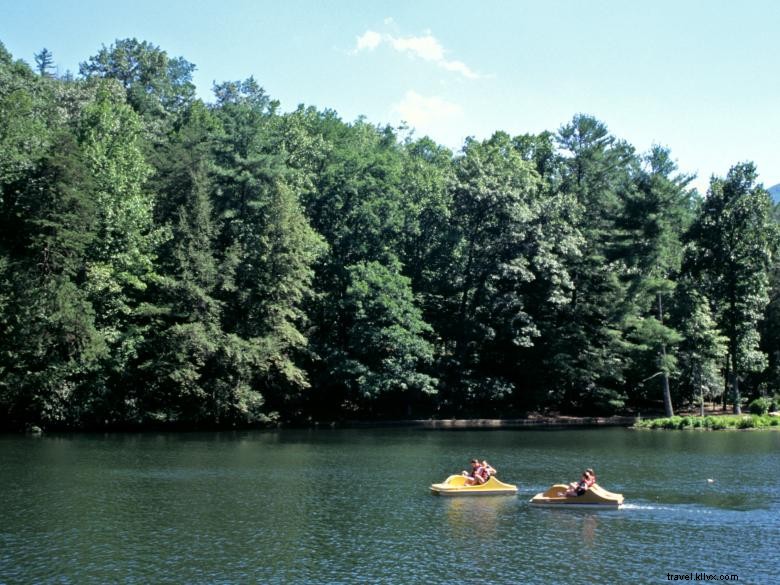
xmin=1 ymin=428 xmax=778 ymax=584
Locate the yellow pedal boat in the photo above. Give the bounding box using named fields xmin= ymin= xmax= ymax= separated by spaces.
xmin=430 ymin=474 xmax=518 ymax=496
xmin=530 ymin=483 xmax=624 ymax=508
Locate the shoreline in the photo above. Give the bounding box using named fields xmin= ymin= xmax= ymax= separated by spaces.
xmin=632 ymin=412 xmax=780 ymax=431
xmin=9 ymin=415 xmax=639 ymax=435
xmin=10 ymin=414 xmax=780 ymax=433
xmin=339 ymin=416 xmax=638 ymax=429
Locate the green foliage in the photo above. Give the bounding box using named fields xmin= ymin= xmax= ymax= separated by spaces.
xmin=737 ymin=415 xmax=755 ymax=429
xmin=441 ymin=131 xmax=585 ymax=413
xmin=343 ymin=261 xmax=436 ymax=402
xmin=748 ymin=397 xmax=770 ymax=415
xmin=619 ymin=147 xmax=697 ymax=416
xmin=686 ymin=163 xmax=780 ymax=413
xmin=635 ymin=414 xmax=778 ymax=430
xmin=537 ymin=115 xmax=637 ymax=413
xmin=75 ymin=85 xmax=161 ymax=410
xmin=449 ymin=132 xmax=541 ymax=350
xmin=79 ymin=38 xmax=195 ymax=120
xmin=210 ymin=79 xmax=324 ymax=420
xmin=674 ymin=286 xmax=727 ymax=407
xmin=34 ymin=48 xmax=56 ymax=77
xmin=0 ymin=47 xmax=55 ymax=186
xmin=4 ymin=39 xmax=780 ymax=429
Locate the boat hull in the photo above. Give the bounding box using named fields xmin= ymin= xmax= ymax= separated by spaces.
xmin=529 ymin=483 xmax=624 ymax=508
xmin=430 ymin=474 xmax=518 ymax=496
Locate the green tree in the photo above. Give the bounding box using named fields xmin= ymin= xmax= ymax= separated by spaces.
xmin=548 ymin=115 xmax=638 ymax=413
xmin=79 ymin=38 xmax=195 ymax=120
xmin=295 ymin=115 xmax=429 ymax=417
xmin=759 ymin=221 xmax=780 ymax=398
xmin=339 ymin=260 xmax=436 ymax=415
xmin=0 ymin=42 xmax=54 ymax=188
xmin=397 ymin=137 xmax=455 ymax=292
xmin=34 ymin=48 xmax=55 ymax=77
xmin=76 ymin=82 xmax=161 ymax=423
xmin=133 ymin=100 xmax=224 ymax=423
xmin=675 ymin=286 xmax=727 ymax=414
xmin=622 ymin=146 xmax=696 ymax=416
xmin=0 ymin=131 xmax=106 ymax=428
xmin=0 ymin=44 xmax=106 ymax=428
xmin=686 ymin=163 xmax=779 ymax=413
xmin=443 ymin=132 xmax=548 ymax=412
xmin=509 ymin=131 xmax=582 ymax=410
xmin=211 ymin=79 xmax=324 ymax=422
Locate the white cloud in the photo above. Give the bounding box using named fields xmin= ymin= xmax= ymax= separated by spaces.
xmin=352 ymin=29 xmax=481 ymax=79
xmin=439 ymin=59 xmax=479 ymax=80
xmin=355 ymin=30 xmax=382 ymax=52
xmin=389 ymin=34 xmax=444 ymax=62
xmin=392 ymin=90 xmax=464 ymax=146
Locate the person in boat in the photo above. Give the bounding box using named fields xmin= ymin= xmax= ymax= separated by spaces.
xmin=565 ymin=469 xmax=595 ymax=496
xmin=481 ymin=460 xmax=496 ymax=479
xmin=462 ymin=459 xmax=488 ymax=485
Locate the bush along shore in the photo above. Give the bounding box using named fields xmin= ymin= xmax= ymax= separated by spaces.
xmin=634 ymin=413 xmax=780 ymax=430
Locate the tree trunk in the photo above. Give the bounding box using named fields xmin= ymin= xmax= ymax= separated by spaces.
xmin=731 ymin=365 xmax=741 ymax=415
xmin=657 ymin=294 xmax=674 ymax=417
xmin=661 ymin=369 xmax=673 ymax=418
xmin=699 ymin=375 xmax=705 ymax=418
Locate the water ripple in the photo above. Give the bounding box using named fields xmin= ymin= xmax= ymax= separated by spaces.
xmin=0 ymin=429 xmax=778 ymax=584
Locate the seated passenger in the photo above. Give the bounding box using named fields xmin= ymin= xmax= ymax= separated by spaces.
xmin=461 ymin=459 xmax=487 ymax=485
xmin=565 ymin=470 xmax=594 ymax=496
xmin=481 ymin=460 xmax=496 ymax=479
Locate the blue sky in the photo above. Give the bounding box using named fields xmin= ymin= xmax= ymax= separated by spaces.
xmin=2 ymin=0 xmax=778 ymax=191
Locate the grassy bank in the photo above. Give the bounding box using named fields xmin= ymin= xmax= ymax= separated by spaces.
xmin=634 ymin=414 xmax=780 ymax=430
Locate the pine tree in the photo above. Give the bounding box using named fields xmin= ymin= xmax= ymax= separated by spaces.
xmin=0 ymin=133 xmax=105 ymax=428
xmin=622 ymin=146 xmax=695 ymax=416
xmin=34 ymin=48 xmax=55 ymax=77
xmin=210 ymin=79 xmax=324 ymax=423
xmin=132 ymin=101 xmax=224 ymax=423
xmin=549 ymin=115 xmax=638 ymax=413
xmin=686 ymin=163 xmax=779 ymax=413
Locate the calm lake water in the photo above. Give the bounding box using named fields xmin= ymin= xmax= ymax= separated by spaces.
xmin=1 ymin=428 xmax=778 ymax=584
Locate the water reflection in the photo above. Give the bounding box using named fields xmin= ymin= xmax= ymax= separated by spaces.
xmin=581 ymin=513 xmax=598 ymax=547
xmin=533 ymin=506 xmax=602 ymax=545
xmin=441 ymin=496 xmax=513 ymax=538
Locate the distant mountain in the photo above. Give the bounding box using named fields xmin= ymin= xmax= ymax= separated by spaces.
xmin=770 ymin=184 xmax=780 ymax=204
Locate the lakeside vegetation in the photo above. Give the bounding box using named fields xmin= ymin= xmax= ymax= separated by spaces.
xmin=634 ymin=414 xmax=780 ymax=430
xmin=635 ymin=396 xmax=780 ymax=429
xmin=2 ymin=38 xmax=780 ymax=431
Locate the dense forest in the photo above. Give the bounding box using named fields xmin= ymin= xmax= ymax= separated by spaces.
xmin=2 ymin=39 xmax=779 ymax=430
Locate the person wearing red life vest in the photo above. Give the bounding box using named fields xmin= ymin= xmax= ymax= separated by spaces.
xmin=462 ymin=459 xmax=487 ymax=485
xmin=565 ymin=469 xmax=596 ymax=496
